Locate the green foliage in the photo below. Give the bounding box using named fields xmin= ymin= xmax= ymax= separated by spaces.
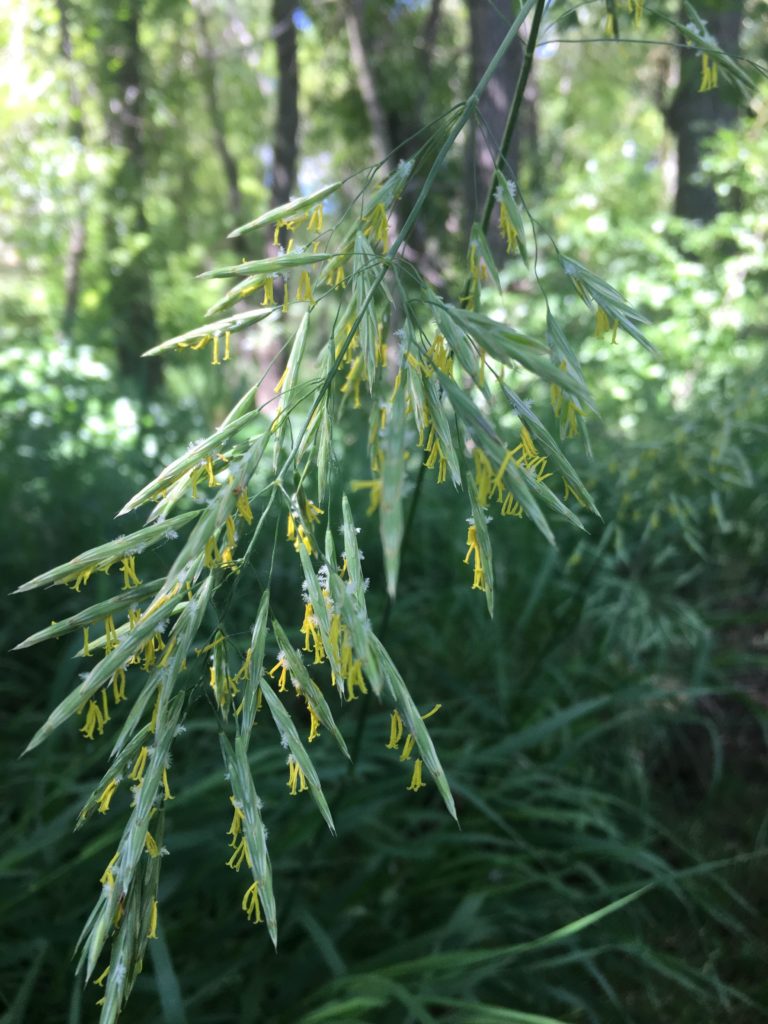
xmin=3 ymin=3 xmax=768 ymax=1024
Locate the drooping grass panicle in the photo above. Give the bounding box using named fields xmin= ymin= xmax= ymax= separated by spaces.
xmin=14 ymin=3 xmax=680 ymax=1015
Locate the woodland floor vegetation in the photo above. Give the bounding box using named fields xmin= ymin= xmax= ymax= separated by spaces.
xmin=2 ymin=1 xmax=768 ymax=1022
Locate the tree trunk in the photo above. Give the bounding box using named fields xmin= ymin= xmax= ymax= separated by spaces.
xmin=56 ymin=0 xmax=87 ymax=339
xmin=343 ymin=0 xmax=395 ymax=172
xmin=340 ymin=0 xmax=447 ymax=283
xmin=421 ymin=0 xmax=443 ymax=81
xmin=195 ymin=6 xmax=249 ymax=257
xmin=465 ymin=0 xmax=524 ymax=258
xmin=667 ymin=0 xmax=744 ymax=222
xmin=518 ymin=63 xmax=542 ymax=191
xmin=270 ymin=0 xmax=299 ymax=215
xmin=100 ymin=0 xmax=161 ymax=396
xmin=257 ymin=0 xmax=299 ymax=410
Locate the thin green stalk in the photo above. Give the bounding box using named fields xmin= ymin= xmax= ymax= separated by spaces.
xmin=481 ymin=0 xmax=547 ymax=234
xmin=277 ymin=0 xmax=538 ymax=483
xmin=378 ymin=456 xmax=428 ymax=641
xmin=391 ymin=0 xmax=549 ymax=635
xmin=276 ymin=14 xmax=547 ymax=921
xmin=463 ymin=0 xmax=548 ymax=303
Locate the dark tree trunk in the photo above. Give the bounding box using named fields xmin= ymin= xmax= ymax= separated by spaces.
xmin=270 ymin=0 xmax=299 ymax=214
xmin=465 ymin=0 xmax=524 ymax=258
xmin=56 ymin=0 xmax=87 ymax=339
xmin=196 ymin=7 xmax=249 ymax=257
xmin=340 ymin=0 xmax=447 ymax=284
xmin=100 ymin=0 xmax=161 ymax=396
xmin=343 ymin=0 xmax=395 ymax=172
xmin=258 ymin=0 xmax=299 ymax=410
xmin=421 ymin=0 xmax=443 ymax=81
xmin=519 ymin=63 xmax=542 ymax=191
xmin=667 ymin=0 xmax=744 ymax=222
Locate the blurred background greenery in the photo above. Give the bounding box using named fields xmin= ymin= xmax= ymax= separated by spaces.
xmin=2 ymin=0 xmax=767 ymax=1021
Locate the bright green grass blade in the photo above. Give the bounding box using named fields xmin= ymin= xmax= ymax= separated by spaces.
xmin=272 ymin=619 xmax=350 ymax=759
xmin=379 ymin=381 xmax=407 ymax=599
xmin=15 ymin=511 xmax=199 ymax=593
xmin=13 ymin=578 xmax=161 ymax=650
xmin=228 ymin=181 xmax=342 ymax=238
xmin=259 ymin=677 xmax=335 ymax=834
xmin=142 ymin=308 xmax=274 ymax=358
xmin=198 ymin=251 xmax=333 ymax=280
xmin=371 ymin=634 xmax=457 ymax=822
xmin=220 ymin=733 xmax=278 ymax=946
xmin=239 ymin=589 xmax=271 ymax=745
